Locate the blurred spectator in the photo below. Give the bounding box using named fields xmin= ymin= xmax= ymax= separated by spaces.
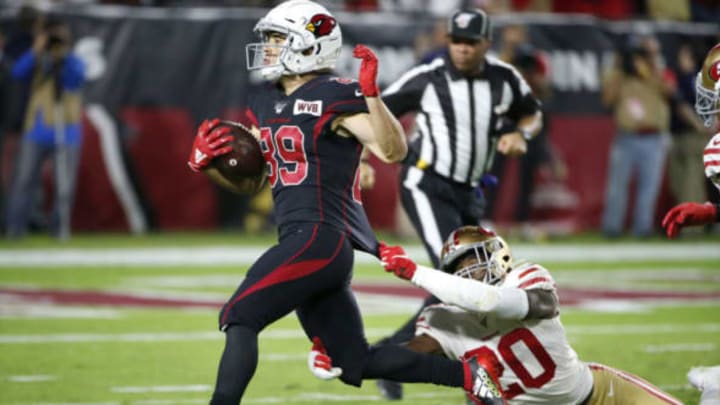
xmin=415 ymin=17 xmax=449 ymax=64
xmin=5 ymin=16 xmax=86 ymax=240
xmin=3 ymin=6 xmax=44 ymax=63
xmin=600 ymin=34 xmax=674 ymax=238
xmin=3 ymin=6 xmax=48 ymax=233
xmin=496 ymin=23 xmax=526 ymax=64
xmin=667 ymin=42 xmax=714 ymax=234
xmin=3 ymin=5 xmax=45 ymax=134
xmin=488 ymin=43 xmax=566 ymax=239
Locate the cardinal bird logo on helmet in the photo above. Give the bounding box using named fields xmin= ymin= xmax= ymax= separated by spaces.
xmin=306 ymin=14 xmax=336 ymax=38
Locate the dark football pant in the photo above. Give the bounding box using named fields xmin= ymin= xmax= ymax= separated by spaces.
xmin=210 ymin=223 xmax=464 ymax=404
xmin=381 ymin=165 xmax=483 ymax=345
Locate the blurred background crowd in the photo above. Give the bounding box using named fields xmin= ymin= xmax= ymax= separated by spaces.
xmin=2 ymin=0 xmax=720 ymax=22
xmin=0 ymin=0 xmax=718 ymax=240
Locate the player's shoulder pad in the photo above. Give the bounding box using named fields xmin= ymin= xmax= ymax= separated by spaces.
xmin=318 ymin=76 xmax=364 ymax=99
xmin=504 ymin=261 xmax=556 ymax=291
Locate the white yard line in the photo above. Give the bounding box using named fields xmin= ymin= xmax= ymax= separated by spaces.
xmin=12 ymin=391 xmax=460 ymax=405
xmin=7 ymin=375 xmax=57 ymax=383
xmin=112 ymin=385 xmax=211 ymax=393
xmin=17 ymin=402 xmax=121 ymax=405
xmin=644 ymin=343 xmax=716 ymax=353
xmin=2 ymin=323 xmax=719 ymax=344
xmin=0 ymin=243 xmax=718 ymax=267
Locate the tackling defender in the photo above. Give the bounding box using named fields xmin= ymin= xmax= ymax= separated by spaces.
xmin=187 ymin=1 xmax=504 ymax=404
xmin=312 ymin=226 xmax=683 ymax=404
xmin=377 ymin=227 xmax=683 ymax=404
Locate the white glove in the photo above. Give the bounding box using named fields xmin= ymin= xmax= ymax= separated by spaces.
xmin=308 ymin=337 xmax=342 ymax=380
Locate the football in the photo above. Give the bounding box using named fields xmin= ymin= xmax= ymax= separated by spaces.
xmin=210 ymin=121 xmax=267 ymax=194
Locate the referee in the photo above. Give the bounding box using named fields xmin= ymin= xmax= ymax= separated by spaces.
xmin=375 ymin=8 xmax=543 ymax=400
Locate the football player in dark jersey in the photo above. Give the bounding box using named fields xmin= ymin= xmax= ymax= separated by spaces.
xmin=187 ymin=1 xmax=505 ymax=404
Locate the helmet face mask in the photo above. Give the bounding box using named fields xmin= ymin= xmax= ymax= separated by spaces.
xmin=696 ymin=44 xmax=720 ymax=128
xmin=695 ymin=72 xmax=720 ymax=128
xmin=440 ymin=226 xmax=512 ymax=285
xmin=246 ymin=36 xmax=288 ymax=81
xmin=245 ymin=0 xmax=342 ymax=80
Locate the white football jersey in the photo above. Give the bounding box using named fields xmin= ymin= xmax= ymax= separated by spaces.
xmin=705 ymin=133 xmax=720 ymax=191
xmin=416 ymin=262 xmax=593 ymax=404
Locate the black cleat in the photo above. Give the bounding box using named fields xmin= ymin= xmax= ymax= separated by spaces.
xmin=376 ymin=379 xmax=403 ymax=400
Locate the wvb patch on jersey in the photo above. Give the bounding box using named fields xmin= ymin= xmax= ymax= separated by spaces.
xmin=293 ymin=99 xmax=323 ymax=116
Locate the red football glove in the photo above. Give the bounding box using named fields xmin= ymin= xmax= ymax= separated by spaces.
xmin=308 ymin=337 xmax=342 ymax=380
xmin=661 ymin=202 xmax=718 ymax=239
xmin=379 ymin=242 xmax=417 ymax=281
xmin=187 ymin=118 xmax=234 ymax=172
xmin=353 ymin=44 xmax=379 ymax=97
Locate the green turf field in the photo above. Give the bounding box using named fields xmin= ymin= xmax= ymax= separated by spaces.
xmin=0 ymin=233 xmax=718 ymax=405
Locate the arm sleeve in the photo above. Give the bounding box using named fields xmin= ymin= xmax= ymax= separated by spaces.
xmin=61 ymin=55 xmax=86 ymax=90
xmin=410 ymin=264 xmax=529 ymax=319
xmin=11 ymin=50 xmax=37 ymax=81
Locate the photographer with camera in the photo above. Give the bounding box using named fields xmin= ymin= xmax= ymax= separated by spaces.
xmin=5 ymin=16 xmax=85 ymax=240
xmin=600 ymin=34 xmax=674 ymax=238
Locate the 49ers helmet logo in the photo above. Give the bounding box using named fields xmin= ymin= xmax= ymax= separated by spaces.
xmin=306 ymin=14 xmax=336 ymax=38
xmin=710 ymin=60 xmax=720 ymax=82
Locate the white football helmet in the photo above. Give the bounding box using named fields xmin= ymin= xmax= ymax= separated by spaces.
xmin=704 ymin=133 xmax=720 ymax=192
xmin=246 ymin=0 xmax=342 ymax=80
xmin=696 ymin=43 xmax=720 ymax=127
xmin=440 ymin=226 xmax=512 ymax=285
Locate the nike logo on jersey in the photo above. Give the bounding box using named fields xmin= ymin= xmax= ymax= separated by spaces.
xmin=274 ymin=101 xmax=287 ymax=114
xmin=194 ymin=149 xmax=207 ymax=163
xmin=355 ymin=89 xmax=363 ymax=97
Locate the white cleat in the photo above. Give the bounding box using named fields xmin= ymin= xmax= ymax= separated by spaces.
xmin=688 ymin=366 xmax=720 ymax=391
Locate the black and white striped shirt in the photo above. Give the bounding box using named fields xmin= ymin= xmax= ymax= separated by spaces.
xmin=382 ymin=54 xmax=540 ymax=186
